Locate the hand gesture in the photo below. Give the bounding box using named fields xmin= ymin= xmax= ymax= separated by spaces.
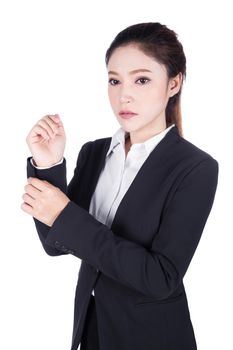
xmin=26 ymin=114 xmax=66 ymax=167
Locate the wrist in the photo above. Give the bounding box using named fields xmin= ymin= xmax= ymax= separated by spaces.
xmin=31 ymin=157 xmax=64 ymax=168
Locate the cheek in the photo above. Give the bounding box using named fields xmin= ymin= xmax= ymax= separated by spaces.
xmin=108 ymin=88 xmax=117 ymax=104
xmin=143 ymin=86 xmax=168 ymax=106
xmin=141 ymin=89 xmax=168 ymax=115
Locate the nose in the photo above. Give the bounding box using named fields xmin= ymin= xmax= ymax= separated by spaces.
xmin=118 ymin=82 xmax=133 ymax=103
xmin=120 ymin=96 xmax=131 ymax=103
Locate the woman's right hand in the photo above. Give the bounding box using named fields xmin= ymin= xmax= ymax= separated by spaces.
xmin=26 ymin=114 xmax=66 ymax=167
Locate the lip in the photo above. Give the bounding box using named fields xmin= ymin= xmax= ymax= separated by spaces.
xmin=119 ymin=110 xmax=137 ymax=115
xmin=119 ymin=110 xmax=138 ymax=119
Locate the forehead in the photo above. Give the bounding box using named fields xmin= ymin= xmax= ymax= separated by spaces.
xmin=107 ymin=44 xmax=166 ymax=74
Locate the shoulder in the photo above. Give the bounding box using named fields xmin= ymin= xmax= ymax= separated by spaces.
xmin=81 ymin=136 xmax=111 ymax=153
xmin=175 ymin=133 xmax=218 ymax=169
xmin=162 ymin=127 xmax=219 ymax=185
xmin=164 ymin=133 xmax=219 ymax=211
xmin=78 ymin=136 xmax=111 ymax=164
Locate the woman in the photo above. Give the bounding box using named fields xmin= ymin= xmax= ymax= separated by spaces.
xmin=21 ymin=22 xmax=219 ymax=350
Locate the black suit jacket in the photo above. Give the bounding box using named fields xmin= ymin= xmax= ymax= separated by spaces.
xmin=26 ymin=125 xmax=219 ymax=350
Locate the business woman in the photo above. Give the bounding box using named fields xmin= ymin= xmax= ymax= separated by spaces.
xmin=21 ymin=22 xmax=219 ymax=350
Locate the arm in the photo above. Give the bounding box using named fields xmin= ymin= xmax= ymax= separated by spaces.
xmin=26 ymin=141 xmax=91 ymax=256
xmin=44 ymin=157 xmax=219 ymax=298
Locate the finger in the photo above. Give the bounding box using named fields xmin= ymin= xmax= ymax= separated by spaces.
xmin=32 ymin=125 xmax=51 ymax=141
xmin=24 ymin=183 xmax=40 ymax=198
xmin=21 ymin=201 xmax=33 ymax=215
xmin=38 ymin=119 xmax=58 ymax=139
xmin=22 ymin=193 xmax=35 ymax=206
xmin=48 ymin=114 xmax=63 ymax=125
xmin=46 ymin=115 xmax=62 ymax=132
xmin=48 ymin=115 xmax=65 ymax=133
xmin=45 ymin=113 xmax=62 ymax=127
xmin=27 ymin=177 xmax=52 ymax=192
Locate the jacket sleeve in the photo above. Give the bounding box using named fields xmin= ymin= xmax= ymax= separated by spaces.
xmin=26 ymin=141 xmax=91 ymax=256
xmin=44 ymin=157 xmax=219 ymax=298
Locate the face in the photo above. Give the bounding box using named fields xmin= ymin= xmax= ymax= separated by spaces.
xmin=107 ymin=44 xmax=182 ymax=142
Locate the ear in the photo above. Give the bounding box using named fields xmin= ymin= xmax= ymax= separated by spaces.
xmin=168 ymin=72 xmax=183 ymax=97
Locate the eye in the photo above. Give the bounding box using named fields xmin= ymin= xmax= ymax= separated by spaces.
xmin=108 ymin=78 xmax=119 ymax=86
xmin=136 ymin=77 xmax=150 ymax=85
xmin=108 ymin=77 xmax=151 ymax=86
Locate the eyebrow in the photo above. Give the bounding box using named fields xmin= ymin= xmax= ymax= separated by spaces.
xmin=108 ymin=69 xmax=153 ymax=75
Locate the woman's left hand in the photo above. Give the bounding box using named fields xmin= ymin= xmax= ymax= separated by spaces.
xmin=21 ymin=177 xmax=70 ymax=227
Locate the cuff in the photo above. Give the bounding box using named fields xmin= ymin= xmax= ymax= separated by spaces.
xmin=30 ymin=157 xmax=64 ymax=169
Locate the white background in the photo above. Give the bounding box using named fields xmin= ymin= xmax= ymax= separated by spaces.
xmin=0 ymin=0 xmax=232 ymax=349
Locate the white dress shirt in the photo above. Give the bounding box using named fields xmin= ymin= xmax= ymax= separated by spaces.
xmin=31 ymin=123 xmax=175 ymax=295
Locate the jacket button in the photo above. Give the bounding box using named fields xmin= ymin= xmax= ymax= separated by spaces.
xmin=90 ymin=265 xmax=99 ymax=273
xmin=61 ymin=245 xmax=69 ymax=252
xmin=55 ymin=241 xmax=61 ymax=248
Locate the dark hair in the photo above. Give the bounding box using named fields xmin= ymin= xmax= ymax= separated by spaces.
xmin=105 ymin=22 xmax=186 ymax=137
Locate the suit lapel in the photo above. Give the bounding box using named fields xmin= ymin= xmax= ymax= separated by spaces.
xmin=82 ymin=125 xmax=180 ymax=230
xmin=81 ymin=138 xmax=111 ymax=211
xmin=110 ymin=125 xmax=180 ymax=230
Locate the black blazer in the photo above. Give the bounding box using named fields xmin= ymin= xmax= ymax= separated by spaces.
xmin=26 ymin=125 xmax=219 ymax=350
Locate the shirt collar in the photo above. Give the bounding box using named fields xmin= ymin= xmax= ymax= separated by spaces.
xmin=106 ymin=123 xmax=176 ymax=157
xmin=106 ymin=127 xmax=129 ymax=157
